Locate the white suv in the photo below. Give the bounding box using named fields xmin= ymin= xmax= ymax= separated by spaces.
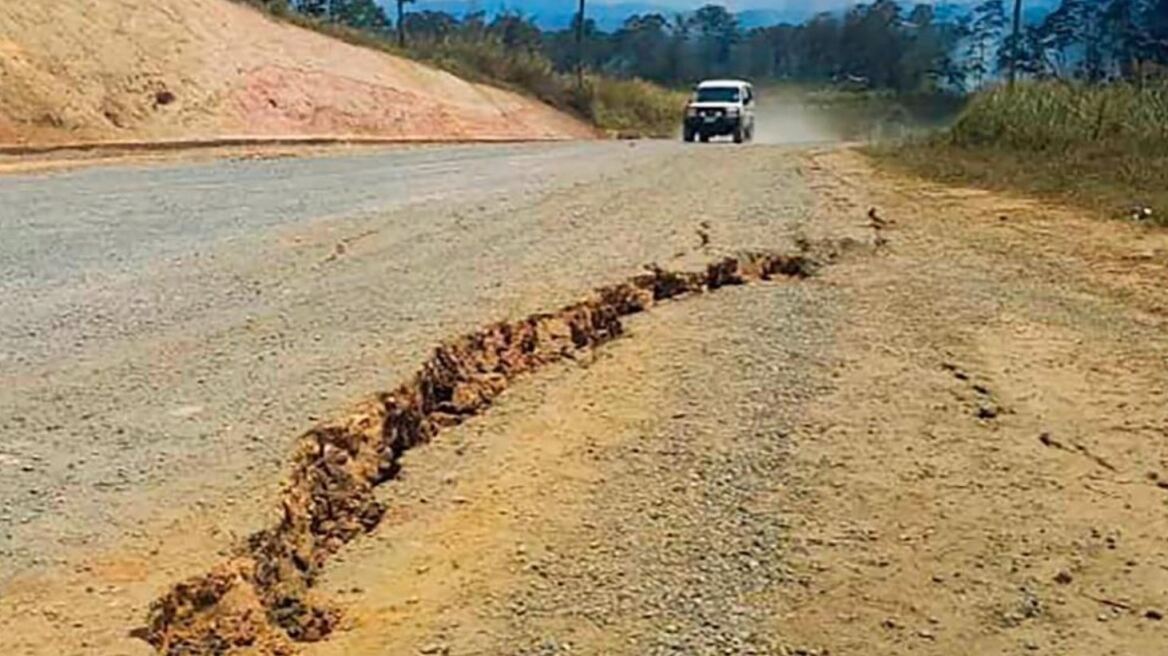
xmin=683 ymin=79 xmax=755 ymax=144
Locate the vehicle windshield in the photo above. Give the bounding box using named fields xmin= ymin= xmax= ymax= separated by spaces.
xmin=695 ymin=86 xmax=740 ymax=103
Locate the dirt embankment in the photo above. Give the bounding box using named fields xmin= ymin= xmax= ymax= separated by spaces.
xmin=0 ymin=0 xmax=592 ymax=148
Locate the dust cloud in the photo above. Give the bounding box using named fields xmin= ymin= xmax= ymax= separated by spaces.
xmin=748 ymin=88 xmax=961 ymax=145
xmin=751 ymin=99 xmax=848 ymax=145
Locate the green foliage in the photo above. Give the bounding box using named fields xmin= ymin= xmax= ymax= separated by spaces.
xmin=541 ymin=2 xmax=962 ymax=93
xmin=330 ymin=0 xmax=391 ymax=31
xmin=879 ymin=81 xmax=1168 ymax=224
xmin=949 ymin=81 xmax=1168 ymax=151
xmin=575 ymin=77 xmax=687 ymax=137
xmin=241 ymin=0 xmax=1168 ymax=99
xmin=965 ymin=0 xmax=1006 ymax=88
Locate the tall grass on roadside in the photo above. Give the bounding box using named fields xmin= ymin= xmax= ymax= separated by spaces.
xmin=874 ymin=81 xmax=1168 ymax=224
xmin=577 ymin=77 xmax=687 ymax=138
xmin=949 ymin=82 xmax=1168 ymax=152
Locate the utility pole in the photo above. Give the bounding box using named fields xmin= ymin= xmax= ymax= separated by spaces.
xmin=1009 ymin=0 xmax=1023 ymax=87
xmin=575 ymin=0 xmax=586 ymax=88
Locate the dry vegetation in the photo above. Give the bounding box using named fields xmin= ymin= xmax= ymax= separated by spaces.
xmin=873 ymin=81 xmax=1168 ymax=225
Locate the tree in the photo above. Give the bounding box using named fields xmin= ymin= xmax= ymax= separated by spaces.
xmin=612 ymin=14 xmax=670 ymax=81
xmin=1008 ymin=0 xmax=1023 ymax=85
xmin=965 ymin=0 xmax=1006 ymax=89
xmin=491 ymin=13 xmax=542 ymax=53
xmin=403 ymin=10 xmax=460 ymax=43
xmin=1031 ymin=0 xmax=1107 ymax=79
xmin=1154 ymin=0 xmax=1168 ymax=64
xmin=798 ymin=13 xmax=844 ymax=81
xmin=840 ymin=0 xmax=903 ymax=89
xmin=900 ymin=4 xmax=961 ymax=92
xmin=271 ymin=0 xmax=1168 ymax=93
xmin=297 ymin=0 xmax=328 ymax=17
xmin=575 ymin=0 xmax=587 ymax=87
xmin=1101 ymin=0 xmax=1151 ymax=78
xmin=690 ymin=4 xmax=740 ymax=78
xmin=396 ymin=0 xmax=416 ymax=47
xmin=331 ymin=0 xmax=390 ymax=32
xmin=663 ymin=13 xmax=696 ymax=82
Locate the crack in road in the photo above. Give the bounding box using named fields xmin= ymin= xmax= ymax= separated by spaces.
xmin=138 ymin=250 xmax=819 ymax=655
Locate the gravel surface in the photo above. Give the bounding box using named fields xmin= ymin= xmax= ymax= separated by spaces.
xmin=3 ymin=144 xmax=1167 ymax=656
xmin=306 ymin=280 xmax=843 ymax=656
xmin=0 ymin=140 xmax=814 ymax=576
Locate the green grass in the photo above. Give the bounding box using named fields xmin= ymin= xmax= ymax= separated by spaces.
xmin=948 ymin=82 xmax=1168 ymax=150
xmin=872 ymin=81 xmax=1168 ymax=225
xmin=579 ymin=77 xmax=688 ymax=138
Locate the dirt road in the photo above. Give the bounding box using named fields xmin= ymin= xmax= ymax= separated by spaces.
xmin=2 ymin=143 xmax=1167 ymax=655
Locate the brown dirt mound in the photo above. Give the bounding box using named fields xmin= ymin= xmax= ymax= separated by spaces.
xmin=0 ymin=0 xmax=592 ymax=146
xmin=138 ymin=252 xmax=817 ymax=655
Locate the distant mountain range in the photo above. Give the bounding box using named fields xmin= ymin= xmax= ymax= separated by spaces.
xmin=389 ymin=1 xmax=1062 ymax=31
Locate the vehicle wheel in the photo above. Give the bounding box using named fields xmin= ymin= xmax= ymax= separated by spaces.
xmin=733 ymin=124 xmax=744 ymax=144
xmin=699 ymin=133 xmax=710 ymax=143
xmin=683 ymin=127 xmax=695 ymax=142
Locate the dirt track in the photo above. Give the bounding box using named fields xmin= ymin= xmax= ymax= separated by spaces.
xmin=2 ymin=143 xmax=1168 ymax=655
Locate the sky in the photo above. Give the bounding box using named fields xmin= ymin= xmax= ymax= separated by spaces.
xmin=586 ymin=0 xmax=853 ymax=9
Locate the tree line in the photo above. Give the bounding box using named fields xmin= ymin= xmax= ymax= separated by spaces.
xmin=258 ymin=0 xmax=1168 ymax=92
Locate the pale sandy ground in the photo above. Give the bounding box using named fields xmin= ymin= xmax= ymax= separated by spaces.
xmin=0 ymin=0 xmax=592 ymax=147
xmin=299 ymin=151 xmax=1168 ymax=656
xmin=1 ymin=145 xmax=1167 ymax=655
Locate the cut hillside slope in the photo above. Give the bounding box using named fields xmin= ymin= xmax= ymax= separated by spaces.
xmin=0 ymin=0 xmax=593 ymax=147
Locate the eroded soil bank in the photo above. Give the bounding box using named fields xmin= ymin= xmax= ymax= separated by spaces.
xmin=0 ymin=0 xmax=591 ymax=147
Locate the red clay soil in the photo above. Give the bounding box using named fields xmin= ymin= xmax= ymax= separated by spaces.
xmin=0 ymin=0 xmax=593 ymax=148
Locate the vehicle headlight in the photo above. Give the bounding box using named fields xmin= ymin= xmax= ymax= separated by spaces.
xmin=727 ymin=107 xmax=741 ymax=116
xmin=685 ymin=106 xmax=697 ymax=117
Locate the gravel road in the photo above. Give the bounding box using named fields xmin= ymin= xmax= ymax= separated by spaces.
xmin=0 ymin=140 xmax=816 ymax=577
xmin=6 ymin=143 xmax=1166 ymax=656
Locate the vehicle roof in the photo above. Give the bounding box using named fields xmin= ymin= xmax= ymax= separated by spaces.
xmin=696 ymin=79 xmax=752 ymax=89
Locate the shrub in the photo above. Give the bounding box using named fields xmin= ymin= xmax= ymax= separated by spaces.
xmin=575 ymin=77 xmax=687 ymax=138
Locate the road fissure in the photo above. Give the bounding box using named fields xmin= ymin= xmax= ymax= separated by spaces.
xmin=139 ymin=250 xmax=819 ymax=655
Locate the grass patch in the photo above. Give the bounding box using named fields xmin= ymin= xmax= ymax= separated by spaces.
xmin=580 ymin=77 xmax=688 ymax=138
xmin=872 ymin=82 xmax=1168 ymax=225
